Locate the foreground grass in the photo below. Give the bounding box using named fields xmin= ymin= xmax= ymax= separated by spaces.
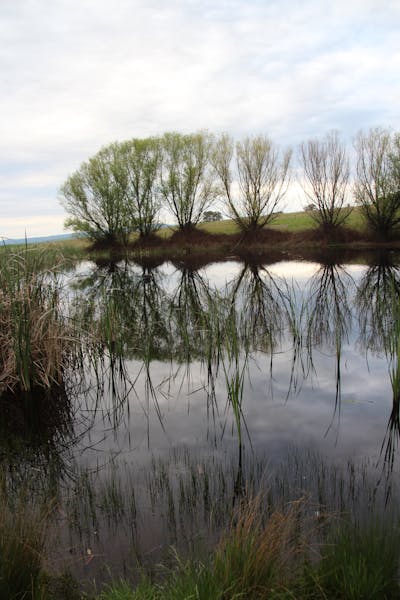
xmin=97 ymin=511 xmax=400 ymax=600
xmin=1 ymin=439 xmax=399 ymax=600
xmin=3 ymin=495 xmax=397 ymax=600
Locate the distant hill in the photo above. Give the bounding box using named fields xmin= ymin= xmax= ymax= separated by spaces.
xmin=1 ymin=233 xmax=77 ymax=246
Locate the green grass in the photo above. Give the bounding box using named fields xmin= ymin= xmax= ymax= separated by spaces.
xmin=303 ymin=519 xmax=400 ymax=600
xmin=96 ymin=498 xmax=305 ymax=600
xmin=198 ymin=207 xmax=367 ymax=235
xmin=198 ymin=219 xmax=240 ymax=235
xmin=272 ymin=207 xmax=366 ymax=233
xmin=96 ymin=509 xmax=400 ymax=600
xmin=0 ymin=237 xmax=89 ymax=264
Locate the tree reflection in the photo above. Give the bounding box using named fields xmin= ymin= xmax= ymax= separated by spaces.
xmin=227 ymin=260 xmax=286 ymax=354
xmin=356 ymin=256 xmax=400 ymax=354
xmin=306 ymin=262 xmax=353 ymax=348
xmin=356 ymin=256 xmax=400 ymax=473
xmin=170 ymin=266 xmax=216 ymax=362
xmin=71 ymin=260 xmax=172 ymax=436
xmin=73 ymin=261 xmax=167 ymax=357
xmin=305 ymin=261 xmax=354 ymax=433
xmin=356 ymin=253 xmax=400 ymax=472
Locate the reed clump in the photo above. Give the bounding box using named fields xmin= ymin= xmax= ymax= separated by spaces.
xmin=211 ymin=496 xmax=307 ymax=598
xmin=0 ymin=247 xmax=74 ymax=397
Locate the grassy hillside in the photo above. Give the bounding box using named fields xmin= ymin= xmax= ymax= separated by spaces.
xmin=198 ymin=207 xmax=366 ymax=234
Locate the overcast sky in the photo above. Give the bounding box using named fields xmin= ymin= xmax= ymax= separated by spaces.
xmin=1 ymin=0 xmax=399 ymax=238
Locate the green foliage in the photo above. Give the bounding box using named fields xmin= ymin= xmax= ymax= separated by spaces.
xmin=354 ymin=127 xmax=400 ymax=238
xmin=98 ymin=579 xmax=154 ymax=599
xmin=212 ymin=133 xmax=292 ymax=233
xmin=203 ymin=210 xmax=222 ymax=222
xmin=57 ymin=127 xmax=400 ymax=244
xmin=159 ymin=131 xmax=218 ymax=231
xmin=96 ymin=515 xmax=400 ymax=600
xmin=60 ymin=143 xmax=131 ymax=244
xmin=119 ymin=137 xmax=163 ymax=237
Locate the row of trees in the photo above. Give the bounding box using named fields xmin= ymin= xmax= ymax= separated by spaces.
xmin=60 ymin=128 xmax=400 ymax=243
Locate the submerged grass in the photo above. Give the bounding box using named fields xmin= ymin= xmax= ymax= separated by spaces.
xmin=0 ymin=472 xmax=51 ymax=600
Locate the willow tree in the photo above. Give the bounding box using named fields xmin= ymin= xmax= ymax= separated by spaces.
xmin=212 ymin=133 xmax=292 ymax=233
xmin=299 ymin=131 xmax=351 ymax=231
xmin=354 ymin=127 xmax=400 ymax=238
xmin=119 ymin=137 xmax=162 ymax=238
xmin=159 ymin=132 xmax=217 ymax=232
xmin=60 ymin=143 xmax=130 ymax=244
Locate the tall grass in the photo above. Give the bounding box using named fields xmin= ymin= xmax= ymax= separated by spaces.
xmin=0 ymin=246 xmax=74 ymax=396
xmin=212 ymin=496 xmax=306 ymax=598
xmin=97 ymin=497 xmax=308 ymax=600
xmin=308 ymin=518 xmax=400 ymax=600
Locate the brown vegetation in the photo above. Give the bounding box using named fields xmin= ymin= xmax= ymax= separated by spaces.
xmin=84 ymin=222 xmax=400 ymax=270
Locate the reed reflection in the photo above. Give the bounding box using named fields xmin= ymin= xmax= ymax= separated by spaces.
xmin=356 ymin=257 xmax=400 ymax=471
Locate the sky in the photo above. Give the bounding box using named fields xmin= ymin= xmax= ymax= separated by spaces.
xmin=1 ymin=0 xmax=399 ymax=239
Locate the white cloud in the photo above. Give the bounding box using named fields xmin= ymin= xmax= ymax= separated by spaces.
xmin=0 ymin=0 xmax=399 ymax=237
xmin=0 ymin=214 xmax=66 ymax=240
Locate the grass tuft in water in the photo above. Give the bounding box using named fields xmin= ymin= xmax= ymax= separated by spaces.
xmin=0 ymin=245 xmax=74 ymax=397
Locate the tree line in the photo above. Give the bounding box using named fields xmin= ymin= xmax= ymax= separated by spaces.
xmin=60 ymin=128 xmax=400 ymax=243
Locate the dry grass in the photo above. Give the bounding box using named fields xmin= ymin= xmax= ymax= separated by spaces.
xmin=0 ymin=248 xmax=74 ymax=396
xmin=213 ymin=496 xmax=309 ymax=598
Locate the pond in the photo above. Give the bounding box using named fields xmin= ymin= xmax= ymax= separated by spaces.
xmin=2 ymin=251 xmax=400 ymax=586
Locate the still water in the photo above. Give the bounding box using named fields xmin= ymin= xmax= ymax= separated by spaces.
xmin=70 ymin=257 xmax=397 ymax=466
xmin=6 ymin=254 xmax=400 ymax=582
